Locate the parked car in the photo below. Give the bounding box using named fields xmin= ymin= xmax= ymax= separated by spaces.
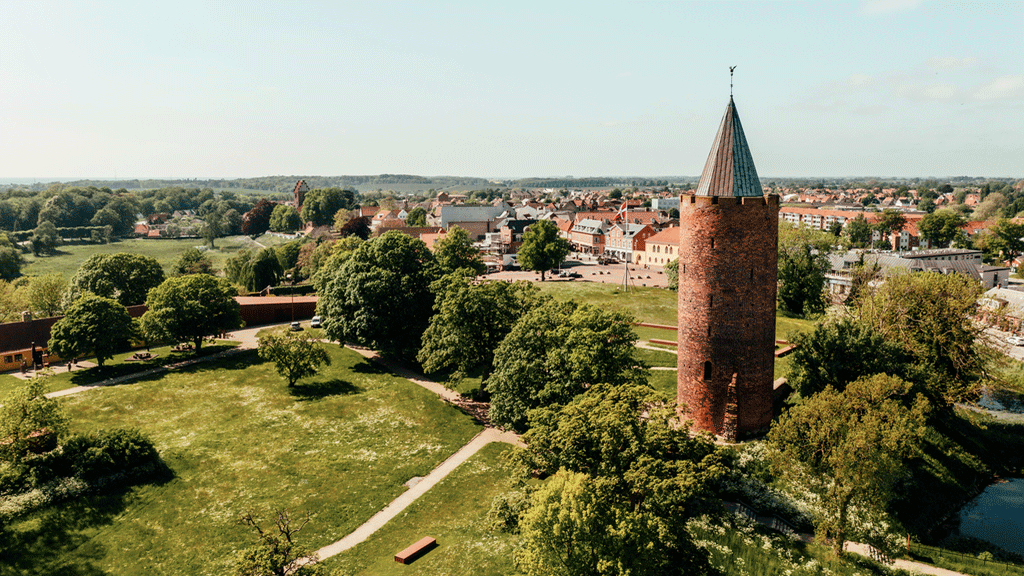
xmin=310 ymin=316 xmax=322 ymax=328
xmin=1008 ymin=335 xmax=1024 ymax=346
xmin=289 ymin=321 xmax=302 ymax=331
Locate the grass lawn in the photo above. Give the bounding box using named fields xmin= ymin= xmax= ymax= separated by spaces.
xmin=0 ymin=341 xmax=241 ymax=397
xmin=320 ymin=442 xmax=518 ymax=576
xmin=20 ymin=235 xmax=263 ymax=279
xmin=3 ymin=344 xmax=482 ymax=576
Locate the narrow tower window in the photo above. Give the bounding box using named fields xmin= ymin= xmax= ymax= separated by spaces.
xmin=703 ymin=361 xmax=712 ymax=381
xmin=750 ymin=268 xmax=754 ymax=280
xmin=711 ymin=238 xmax=716 ymax=249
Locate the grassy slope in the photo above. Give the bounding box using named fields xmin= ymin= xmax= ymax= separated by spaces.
xmin=3 ymin=344 xmax=482 ymax=576
xmin=321 ymin=442 xmax=517 ymax=576
xmin=20 ymin=235 xmax=262 ymax=279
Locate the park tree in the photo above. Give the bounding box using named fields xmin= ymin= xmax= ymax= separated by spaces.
xmin=777 ymin=224 xmax=833 ymax=317
xmin=0 ymin=280 xmax=29 ymax=323
xmin=173 ymin=247 xmax=216 ymax=276
xmin=26 ymin=273 xmax=68 ymax=317
xmin=316 ymin=231 xmax=437 ymax=359
xmin=852 ymin=270 xmax=995 ymax=404
xmin=274 ymin=239 xmax=306 ymax=274
xmin=269 ymin=204 xmax=302 ymax=232
xmin=258 ymin=331 xmax=331 ymax=387
xmin=514 ymin=382 xmax=722 ymax=576
xmin=49 ymin=294 xmax=137 ymax=368
xmin=140 ymin=275 xmax=243 ymax=352
xmin=337 ymin=215 xmax=371 ymax=239
xmin=487 ymin=300 xmax=646 ymax=431
xmin=418 ymin=274 xmax=546 ymax=391
xmin=405 ymin=206 xmax=427 ymax=227
xmin=300 ymin=188 xmax=355 ymax=227
xmin=226 ymin=248 xmax=283 ymax=292
xmin=787 ymin=318 xmax=914 ymax=399
xmin=873 ymin=209 xmax=907 ymax=247
xmin=665 ymin=258 xmax=678 ymax=290
xmin=517 ymin=220 xmax=570 ymax=280
xmin=843 ymin=214 xmax=873 ymax=248
xmin=769 ymin=374 xmax=927 ymax=555
xmin=233 ymin=509 xmax=324 ymax=576
xmin=0 ymin=244 xmax=22 ymax=281
xmin=332 ymin=208 xmax=353 ymax=231
xmin=917 ymin=209 xmax=967 ymax=248
xmin=30 ymin=221 xmax=61 ymax=256
xmin=65 ymin=252 xmax=165 ymax=307
xmin=979 ymin=218 xmax=1024 ymax=266
xmin=241 ymin=198 xmax=276 ymax=236
xmin=972 ymin=192 xmax=1007 ymax=222
xmin=433 ymin=226 xmax=486 ymax=276
xmin=0 ymin=380 xmax=70 ymax=464
xmin=202 ymin=211 xmax=223 ymax=248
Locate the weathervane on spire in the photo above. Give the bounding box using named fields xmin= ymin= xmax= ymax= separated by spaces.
xmin=730 ymin=66 xmax=736 ymax=98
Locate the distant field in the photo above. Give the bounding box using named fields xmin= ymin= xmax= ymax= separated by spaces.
xmin=20 ymin=235 xmax=263 ymax=278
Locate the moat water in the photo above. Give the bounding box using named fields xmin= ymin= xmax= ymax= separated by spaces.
xmin=957 ymin=478 xmax=1024 ymax=556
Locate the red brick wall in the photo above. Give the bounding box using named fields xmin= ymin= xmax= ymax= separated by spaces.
xmin=676 ymin=194 xmax=779 ymax=437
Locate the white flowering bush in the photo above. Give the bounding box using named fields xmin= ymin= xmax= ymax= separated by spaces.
xmin=720 ymin=441 xmax=816 ymax=531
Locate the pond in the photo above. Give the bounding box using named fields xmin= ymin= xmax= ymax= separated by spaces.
xmin=958 ymin=478 xmax=1024 ymax=556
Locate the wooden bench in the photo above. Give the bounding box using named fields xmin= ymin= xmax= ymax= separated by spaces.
xmin=394 ymin=537 xmax=437 ymax=564
xmin=774 ymin=344 xmax=798 ymax=358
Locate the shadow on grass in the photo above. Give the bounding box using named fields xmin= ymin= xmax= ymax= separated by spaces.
xmin=65 ymin=344 xmax=243 ymax=387
xmin=0 ymin=465 xmax=174 ymax=576
xmin=290 ymin=378 xmax=362 ymax=400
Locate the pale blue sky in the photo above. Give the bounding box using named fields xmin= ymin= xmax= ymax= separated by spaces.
xmin=1 ymin=0 xmax=1021 ymax=180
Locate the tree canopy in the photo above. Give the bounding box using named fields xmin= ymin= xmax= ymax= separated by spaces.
xmin=769 ymin=374 xmax=927 ymax=554
xmin=917 ymin=209 xmax=966 ymax=248
xmin=316 ymin=231 xmax=438 ymax=359
xmin=65 ymin=252 xmax=166 ymax=307
xmin=517 ymin=220 xmax=570 ymax=280
xmin=30 ymin=221 xmax=61 ymax=256
xmin=487 ymin=300 xmax=645 ymax=431
xmin=258 ymin=331 xmax=331 ymax=387
xmin=241 ymin=199 xmax=276 ymax=236
xmin=0 ymin=380 xmax=70 ymax=465
xmin=433 ymin=226 xmax=486 ymax=276
xmin=269 ymin=204 xmax=302 ymax=232
xmin=418 ymin=274 xmax=545 ymax=391
xmin=777 ymin=224 xmax=834 ymax=317
xmin=300 ymin=187 xmax=356 ymax=227
xmin=140 ymin=275 xmax=243 ymax=352
xmin=173 ymin=247 xmax=216 ymax=276
xmin=843 ymin=214 xmax=873 ymax=248
xmin=405 ymin=206 xmax=427 ymax=227
xmin=48 ymin=293 xmax=137 ymax=367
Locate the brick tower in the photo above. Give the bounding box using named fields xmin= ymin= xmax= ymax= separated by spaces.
xmin=677 ymin=97 xmax=779 ymax=440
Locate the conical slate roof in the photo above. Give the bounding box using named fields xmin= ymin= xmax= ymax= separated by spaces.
xmin=694 ymin=97 xmax=763 ymax=197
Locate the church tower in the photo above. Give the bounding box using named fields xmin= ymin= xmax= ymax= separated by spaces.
xmin=676 ymin=97 xmax=779 ymax=440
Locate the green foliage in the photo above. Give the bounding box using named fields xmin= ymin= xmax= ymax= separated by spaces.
xmin=258 ymin=331 xmax=331 ymax=387
xmin=853 ymin=270 xmax=995 ymax=404
xmin=918 ymin=209 xmax=966 ymax=248
xmin=843 ymin=214 xmax=873 ymax=248
xmin=48 ymin=293 xmax=137 ymax=367
xmin=173 ymin=247 xmax=216 ymax=276
xmin=0 ymin=380 xmax=69 ymax=465
xmin=317 ymin=231 xmax=438 ymax=359
xmin=665 ymin=258 xmax=678 ymax=290
xmin=405 ymin=206 xmax=427 ymax=227
xmin=269 ymin=204 xmax=302 ymax=232
xmin=976 ymin=218 xmax=1024 ymax=265
xmin=202 ymin=211 xmax=223 ymax=248
xmin=65 ymin=252 xmax=166 ymax=307
xmin=769 ymin=374 xmax=928 ymax=554
xmin=25 ymin=428 xmax=163 ymax=488
xmin=30 ymin=221 xmax=62 ymax=256
xmin=517 ymin=220 xmax=570 ymax=280
xmin=233 ymin=509 xmax=324 ymax=576
xmin=275 ymin=239 xmax=306 ymax=274
xmin=874 ymin=209 xmax=907 ymax=239
xmin=25 ymin=273 xmax=68 ymax=317
xmin=777 ymin=224 xmax=833 ymax=317
xmin=433 ymin=226 xmax=486 ymax=276
xmin=226 ymin=248 xmax=284 ymax=291
xmin=241 ymin=198 xmax=276 ymax=236
xmin=514 ymin=383 xmax=723 ymax=576
xmin=418 ymin=274 xmax=545 ymax=390
xmin=487 ymin=300 xmax=645 ymax=431
xmin=0 ymin=241 xmax=23 ymax=281
xmin=337 ymin=215 xmax=371 ymax=239
xmin=300 ymin=187 xmax=355 ymax=227
xmin=787 ymin=318 xmax=913 ymax=399
xmin=141 ymin=274 xmax=243 ymax=351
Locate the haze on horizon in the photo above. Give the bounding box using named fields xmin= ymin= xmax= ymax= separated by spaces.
xmin=2 ymin=0 xmax=1022 ymax=182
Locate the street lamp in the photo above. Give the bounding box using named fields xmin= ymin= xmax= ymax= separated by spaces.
xmin=286 ymin=272 xmax=295 ymax=323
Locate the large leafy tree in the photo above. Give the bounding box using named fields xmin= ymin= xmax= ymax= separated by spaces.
xmin=65 ymin=252 xmax=165 ymax=308
xmin=258 ymin=332 xmax=331 ymax=387
xmin=241 ymin=198 xmax=276 ymax=236
xmin=517 ymin=220 xmax=570 ymax=280
xmin=433 ymin=226 xmax=486 ymax=276
xmin=514 ymin=383 xmax=722 ymax=576
xmin=777 ymin=223 xmax=833 ymax=317
xmin=843 ymin=214 xmax=873 ymax=248
xmin=0 ymin=380 xmax=70 ymax=464
xmin=26 ymin=273 xmax=68 ymax=317
xmin=337 ymin=215 xmax=371 ymax=239
xmin=202 ymin=211 xmax=223 ymax=248
xmin=874 ymin=208 xmax=907 ymax=245
xmin=316 ymin=231 xmax=438 ymax=359
xmin=488 ymin=300 xmax=645 ymax=431
xmin=0 ymin=245 xmax=22 ymax=281
xmin=226 ymin=248 xmax=283 ymax=292
xmin=769 ymin=374 xmax=927 ymax=555
xmin=30 ymin=221 xmax=61 ymax=256
xmin=300 ymin=187 xmax=355 ymax=227
xmin=269 ymin=204 xmax=302 ymax=232
xmin=978 ymin=218 xmax=1024 ymax=266
xmin=49 ymin=293 xmax=137 ymax=367
xmin=173 ymin=247 xmax=216 ymax=276
xmin=853 ymin=270 xmax=994 ymax=405
xmin=140 ymin=275 xmax=243 ymax=352
xmin=917 ymin=209 xmax=966 ymax=248
xmin=418 ymin=274 xmax=545 ymax=390
xmin=405 ymin=207 xmax=427 ymax=227
xmin=787 ymin=318 xmax=913 ymax=399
